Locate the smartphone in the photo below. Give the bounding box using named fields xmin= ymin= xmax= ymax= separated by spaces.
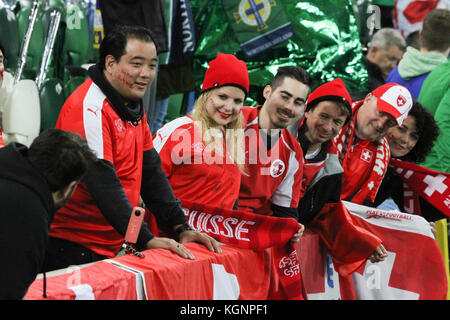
xmin=124 ymin=207 xmax=145 ymax=244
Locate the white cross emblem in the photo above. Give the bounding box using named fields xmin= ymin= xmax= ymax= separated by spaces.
xmin=360 ymin=149 xmax=373 ymax=163
xmin=423 ymin=174 xmax=448 ymax=196
xmin=353 ymin=252 xmax=420 ymax=300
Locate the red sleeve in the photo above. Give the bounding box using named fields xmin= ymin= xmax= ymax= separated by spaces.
xmin=152 ymin=117 xmax=195 ymax=179
xmin=272 ymin=133 xmax=304 ymax=208
xmin=308 ymin=202 xmax=382 ymax=276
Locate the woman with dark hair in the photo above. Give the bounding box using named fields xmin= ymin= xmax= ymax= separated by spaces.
xmin=374 ymin=101 xmax=445 ymax=221
xmin=387 ymin=101 xmax=439 ymax=164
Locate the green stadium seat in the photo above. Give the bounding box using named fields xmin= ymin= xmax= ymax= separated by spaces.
xmin=17 ymin=0 xmax=33 ymax=9
xmin=0 ymin=7 xmax=20 ymax=73
xmin=39 ymin=78 xmax=65 ymax=131
xmin=20 ymin=67 xmax=37 ymax=80
xmin=163 ymin=93 xmax=185 ymax=124
xmin=64 ymin=3 xmax=90 ymax=67
xmin=47 ymin=0 xmax=65 ymax=11
xmin=65 ymin=65 xmax=88 ymax=79
xmin=64 ymin=76 xmax=85 ymax=99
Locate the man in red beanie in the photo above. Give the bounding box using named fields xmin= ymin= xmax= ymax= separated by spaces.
xmin=44 ymin=25 xmax=220 ymax=272
xmin=292 ymin=78 xmax=352 ymax=223
xmin=334 ymin=83 xmax=413 ymax=205
xmin=292 ymin=79 xmax=388 ymax=263
xmin=238 ymin=66 xmax=311 ymax=227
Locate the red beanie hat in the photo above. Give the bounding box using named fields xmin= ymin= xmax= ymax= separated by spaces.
xmin=201 ymin=53 xmax=249 ymax=97
xmin=306 ymin=78 xmax=353 ymax=124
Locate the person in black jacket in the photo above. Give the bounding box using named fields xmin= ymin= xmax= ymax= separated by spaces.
xmin=374 ymin=101 xmax=444 ymax=222
xmin=0 ymin=129 xmax=97 ymax=299
xmin=353 ymin=28 xmax=406 ymax=101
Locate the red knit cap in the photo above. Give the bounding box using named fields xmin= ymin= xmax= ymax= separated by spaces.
xmin=306 ymin=78 xmax=353 ymax=124
xmin=201 ymin=53 xmax=249 ymax=97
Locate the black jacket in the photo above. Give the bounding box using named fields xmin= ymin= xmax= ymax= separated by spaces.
xmin=0 ymin=143 xmax=55 ymax=299
xmin=352 ymin=57 xmax=386 ymax=101
xmin=296 ymin=134 xmax=344 ymax=224
xmin=99 ymin=0 xmax=169 ymax=53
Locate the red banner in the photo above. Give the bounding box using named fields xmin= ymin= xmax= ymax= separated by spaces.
xmin=24 ymin=201 xmax=446 ymax=300
xmin=178 ymin=200 xmax=304 ymax=300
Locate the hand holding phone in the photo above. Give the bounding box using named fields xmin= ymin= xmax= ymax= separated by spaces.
xmin=124 ymin=207 xmax=145 ymax=244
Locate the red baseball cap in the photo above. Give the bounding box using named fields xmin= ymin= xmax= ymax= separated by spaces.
xmin=201 ymin=53 xmax=249 ymax=97
xmin=371 ymin=83 xmax=413 ymax=126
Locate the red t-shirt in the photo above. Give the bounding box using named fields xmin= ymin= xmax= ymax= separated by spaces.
xmin=153 ymin=115 xmax=241 ymax=210
xmin=50 ymin=79 xmax=153 ymax=257
xmin=238 ymin=106 xmax=304 ymax=215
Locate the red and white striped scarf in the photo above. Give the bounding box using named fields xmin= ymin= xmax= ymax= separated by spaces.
xmin=389 ymin=158 xmax=450 ymax=217
xmin=334 ymin=101 xmax=391 ymax=204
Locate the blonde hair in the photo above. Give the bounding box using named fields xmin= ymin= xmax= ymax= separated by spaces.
xmin=191 ymin=89 xmax=247 ymax=174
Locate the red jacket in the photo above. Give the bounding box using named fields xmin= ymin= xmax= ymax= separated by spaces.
xmin=238 ymin=106 xmax=304 ymax=215
xmin=153 ymin=115 xmax=241 ymax=210
xmin=50 ymin=79 xmax=153 ymax=257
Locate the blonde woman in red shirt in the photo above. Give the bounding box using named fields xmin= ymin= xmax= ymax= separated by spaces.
xmin=154 ymin=53 xmax=249 ymax=209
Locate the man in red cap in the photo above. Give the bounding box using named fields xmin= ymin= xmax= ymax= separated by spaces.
xmin=44 ymin=25 xmax=220 ymax=272
xmin=334 ymin=82 xmax=413 ymax=205
xmin=238 ymin=66 xmax=311 ymax=224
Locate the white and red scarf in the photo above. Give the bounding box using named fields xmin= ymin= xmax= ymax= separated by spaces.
xmin=334 ymin=101 xmax=391 ymax=204
xmin=389 ymin=158 xmax=450 ymax=217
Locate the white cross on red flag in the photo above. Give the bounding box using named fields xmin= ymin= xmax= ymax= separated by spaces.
xmin=389 ymin=158 xmax=450 ymax=217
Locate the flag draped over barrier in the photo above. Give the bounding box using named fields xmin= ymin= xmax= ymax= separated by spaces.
xmin=25 ymin=201 xmax=447 ymax=300
xmin=302 ymin=201 xmax=448 ymax=300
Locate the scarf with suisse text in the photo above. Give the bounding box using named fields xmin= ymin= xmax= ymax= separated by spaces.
xmin=179 ymin=199 xmax=305 ymax=300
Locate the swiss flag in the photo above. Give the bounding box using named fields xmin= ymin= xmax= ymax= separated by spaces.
xmin=340 ymin=201 xmax=448 ymax=300
xmin=25 ymin=261 xmax=140 ymax=300
xmin=397 ymin=95 xmax=406 ymax=107
xmin=394 ymin=0 xmax=450 ymax=37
